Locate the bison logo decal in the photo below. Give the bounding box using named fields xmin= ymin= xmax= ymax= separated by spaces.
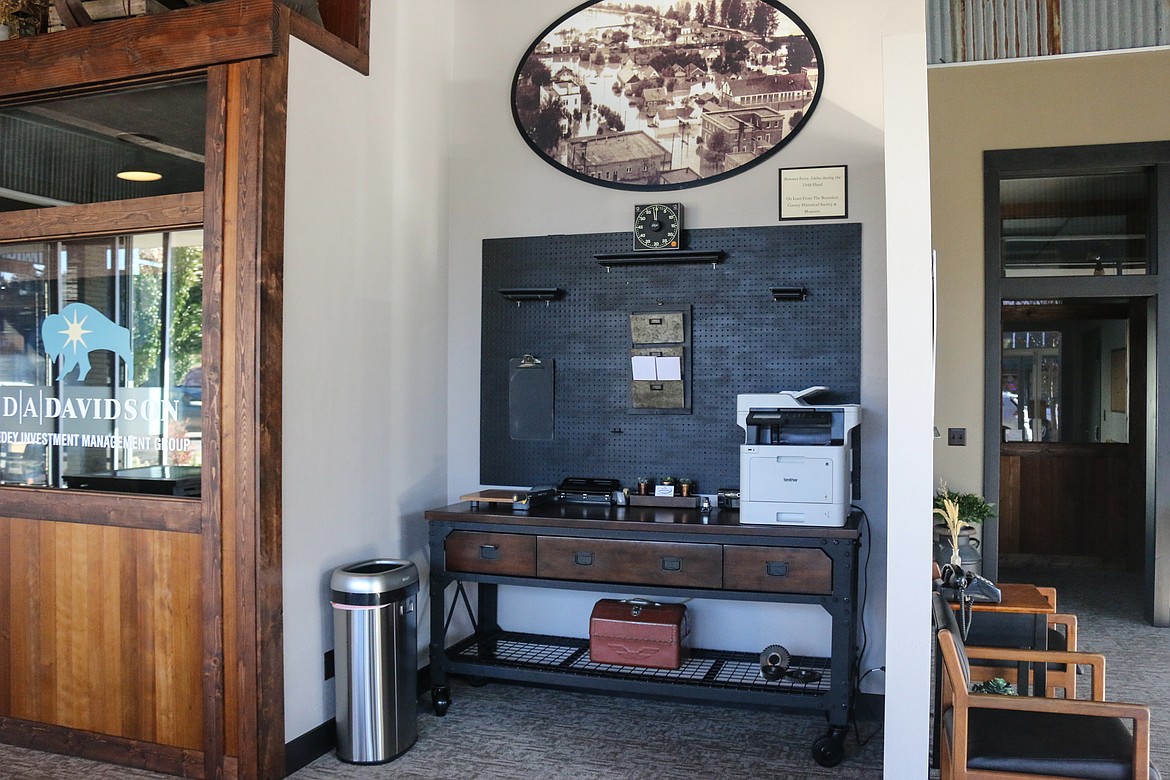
xmin=42 ymin=303 xmax=133 ymax=381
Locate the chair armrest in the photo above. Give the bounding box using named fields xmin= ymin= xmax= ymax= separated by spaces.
xmin=1048 ymin=612 xmax=1077 ymax=650
xmin=965 ymin=645 xmax=1105 ymax=699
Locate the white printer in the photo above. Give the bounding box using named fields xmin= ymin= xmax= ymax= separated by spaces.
xmin=737 ymin=387 xmax=861 ymax=526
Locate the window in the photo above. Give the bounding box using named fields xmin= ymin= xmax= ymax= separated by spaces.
xmin=1000 ymin=171 xmax=1150 ymax=277
xmin=0 ymin=77 xmax=206 ymax=213
xmin=0 ymin=231 xmax=204 ymax=491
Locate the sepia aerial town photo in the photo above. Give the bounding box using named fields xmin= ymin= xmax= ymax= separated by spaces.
xmin=512 ymin=0 xmax=822 ymax=189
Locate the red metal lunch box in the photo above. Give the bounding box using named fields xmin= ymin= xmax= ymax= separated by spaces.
xmin=589 ymin=598 xmax=690 ymax=670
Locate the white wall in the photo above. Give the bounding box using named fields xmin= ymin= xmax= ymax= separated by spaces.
xmin=281 ymin=2 xmax=454 ymax=741
xmin=882 ymin=32 xmax=935 ymax=775
xmin=446 ymin=0 xmax=929 ymax=773
xmin=279 ymin=1 xmax=935 ymax=771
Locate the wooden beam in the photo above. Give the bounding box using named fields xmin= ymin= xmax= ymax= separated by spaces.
xmin=0 ymin=489 xmax=201 ymax=533
xmin=0 ymin=192 xmax=203 ymax=242
xmin=217 ymin=13 xmax=288 ymax=776
xmin=201 ymin=61 xmax=229 ymax=780
xmin=0 ymin=0 xmax=280 ymax=100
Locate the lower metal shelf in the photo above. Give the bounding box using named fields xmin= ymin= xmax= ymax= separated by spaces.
xmin=446 ymin=631 xmax=833 ymax=696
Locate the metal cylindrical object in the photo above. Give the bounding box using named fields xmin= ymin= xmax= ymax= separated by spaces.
xmin=331 ymin=559 xmax=419 ymax=764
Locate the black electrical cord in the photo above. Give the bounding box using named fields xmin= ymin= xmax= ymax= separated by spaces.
xmin=849 ymin=505 xmax=883 ymax=747
xmin=851 ymin=504 xmax=872 ymax=687
xmin=853 ymin=666 xmax=886 ymax=747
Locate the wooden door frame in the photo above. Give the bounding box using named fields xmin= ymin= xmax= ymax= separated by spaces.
xmin=0 ymin=3 xmax=294 ymax=778
xmin=983 ymin=142 xmax=1170 ymax=627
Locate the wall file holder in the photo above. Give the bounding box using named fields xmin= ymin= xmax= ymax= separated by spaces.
xmin=629 ymin=307 xmax=690 ymax=414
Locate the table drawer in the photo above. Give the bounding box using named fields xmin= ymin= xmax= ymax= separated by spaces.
xmin=446 ymin=531 xmax=536 ymax=576
xmin=723 ymin=546 xmax=832 ymax=594
xmin=537 ymin=537 xmax=722 ymax=589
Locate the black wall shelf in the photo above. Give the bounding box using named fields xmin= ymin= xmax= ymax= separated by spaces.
xmin=595 ymin=250 xmax=726 ymax=268
xmin=498 ymin=287 xmax=566 ymax=304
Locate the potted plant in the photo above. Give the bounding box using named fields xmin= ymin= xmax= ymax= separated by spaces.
xmin=0 ymin=0 xmax=50 ymax=38
xmin=678 ymin=477 xmax=695 ymax=497
xmin=933 ymin=481 xmax=995 ymax=568
xmin=659 ymin=475 xmax=676 ymax=495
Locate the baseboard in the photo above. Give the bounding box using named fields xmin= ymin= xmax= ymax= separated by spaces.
xmin=284 ymin=719 xmax=335 ymax=776
xmin=0 ymin=716 xmax=205 ymax=778
xmin=284 ymin=666 xmax=433 ymax=776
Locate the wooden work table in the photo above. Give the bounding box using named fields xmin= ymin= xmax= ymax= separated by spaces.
xmin=425 ymin=500 xmax=862 ymax=767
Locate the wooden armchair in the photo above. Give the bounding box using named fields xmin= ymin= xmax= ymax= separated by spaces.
xmin=931 ymin=563 xmax=1079 ymax=697
xmin=933 ymin=593 xmax=1158 ymax=779
xmin=968 ymin=594 xmax=1080 ymax=699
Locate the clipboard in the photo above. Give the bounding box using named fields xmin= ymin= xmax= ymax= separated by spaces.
xmin=509 ymin=354 xmax=554 ymax=441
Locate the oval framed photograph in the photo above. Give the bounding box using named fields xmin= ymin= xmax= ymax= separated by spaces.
xmin=511 ymin=0 xmax=824 ymax=191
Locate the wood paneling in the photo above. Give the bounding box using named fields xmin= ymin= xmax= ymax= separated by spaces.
xmin=0 ymin=488 xmax=200 ymax=533
xmin=316 ymin=0 xmax=368 ymax=52
xmin=0 ymin=193 xmax=203 ymax=243
xmin=0 ymin=517 xmax=203 ymax=748
xmin=999 ymin=454 xmax=1021 ymax=554
xmin=0 ymin=0 xmax=280 ymax=100
xmin=289 ymin=6 xmax=368 ymax=75
xmin=1002 ymin=443 xmax=1132 ymax=562
xmin=0 ymin=719 xmax=205 ymax=778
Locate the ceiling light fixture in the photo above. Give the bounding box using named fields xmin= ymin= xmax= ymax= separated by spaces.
xmin=115 ymin=133 xmax=163 ymax=182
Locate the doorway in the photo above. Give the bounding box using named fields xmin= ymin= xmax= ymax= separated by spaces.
xmin=983 ymin=142 xmax=1170 ymax=626
xmin=998 ymin=298 xmax=1146 ymax=571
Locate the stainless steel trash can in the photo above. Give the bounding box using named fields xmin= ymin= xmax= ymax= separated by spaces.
xmin=330 ymin=559 xmax=419 ymax=764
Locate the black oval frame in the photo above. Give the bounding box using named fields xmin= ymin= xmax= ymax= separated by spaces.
xmin=510 ymin=0 xmax=824 ymax=192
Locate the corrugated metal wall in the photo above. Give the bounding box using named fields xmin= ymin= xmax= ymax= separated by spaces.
xmin=928 ymin=0 xmax=1170 ymax=64
xmin=1061 ymin=0 xmax=1170 ymax=54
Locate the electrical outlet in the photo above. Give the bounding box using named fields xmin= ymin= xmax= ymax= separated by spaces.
xmin=947 ymin=427 xmax=966 ymax=446
xmin=323 ymin=650 xmax=335 ymax=681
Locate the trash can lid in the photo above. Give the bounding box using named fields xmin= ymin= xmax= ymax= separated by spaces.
xmin=331 ymin=558 xmax=419 ymax=596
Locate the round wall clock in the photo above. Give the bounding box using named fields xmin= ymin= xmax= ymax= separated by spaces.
xmin=511 ymin=0 xmax=824 ymax=191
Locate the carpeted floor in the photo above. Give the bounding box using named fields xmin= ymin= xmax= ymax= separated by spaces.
xmin=997 ymin=562 xmax=1170 ymax=773
xmin=1 ymin=563 xmax=1166 ymax=779
xmin=287 ymin=680 xmax=885 ymax=779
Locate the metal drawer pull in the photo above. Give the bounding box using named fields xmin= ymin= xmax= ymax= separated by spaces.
xmin=661 ymin=556 xmax=682 ymax=572
xmin=766 ymin=561 xmax=790 ymax=577
xmin=479 ymin=544 xmax=500 ymax=560
xmin=574 ymin=551 xmax=594 ymax=566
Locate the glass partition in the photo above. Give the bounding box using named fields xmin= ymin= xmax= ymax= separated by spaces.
xmin=0 ymin=230 xmax=204 ymax=494
xmin=1000 ymin=171 xmax=1150 ymax=277
xmin=0 ymin=77 xmax=206 ymax=212
xmin=1001 ymin=301 xmax=1130 ymax=444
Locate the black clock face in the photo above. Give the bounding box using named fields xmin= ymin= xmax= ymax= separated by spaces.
xmin=634 ymin=203 xmax=682 ymax=251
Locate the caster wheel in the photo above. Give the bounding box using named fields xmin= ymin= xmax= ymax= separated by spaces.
xmin=811 ymin=732 xmax=845 ymax=767
xmin=431 ymin=685 xmax=451 ymax=716
xmin=467 ymin=675 xmax=489 ymax=688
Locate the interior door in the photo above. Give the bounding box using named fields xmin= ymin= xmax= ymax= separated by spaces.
xmin=998 ymin=300 xmax=1145 ymax=570
xmin=983 ymin=143 xmax=1170 ymax=626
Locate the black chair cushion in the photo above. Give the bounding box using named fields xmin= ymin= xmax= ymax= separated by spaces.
xmin=944 ymin=706 xmax=1162 ymax=780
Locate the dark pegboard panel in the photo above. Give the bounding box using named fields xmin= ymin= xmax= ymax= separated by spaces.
xmin=481 ymin=224 xmax=862 ymax=491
